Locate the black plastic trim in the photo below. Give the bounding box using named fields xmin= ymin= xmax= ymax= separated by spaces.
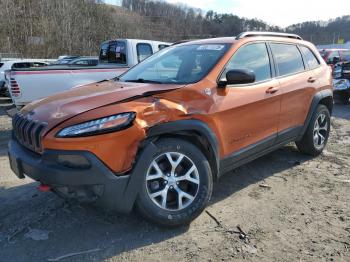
xmin=146 ymin=119 xmax=220 ymax=178
xmin=220 ymin=133 xmax=276 ymax=175
xmin=276 ymin=125 xmax=303 ymax=144
xmin=220 ymin=125 xmax=303 ymax=175
xmin=8 ymin=139 xmax=156 ymax=213
xmin=297 ymin=89 xmax=333 ymax=140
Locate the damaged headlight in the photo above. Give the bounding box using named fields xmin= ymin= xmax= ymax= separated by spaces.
xmin=56 ymin=112 xmax=136 ymax=138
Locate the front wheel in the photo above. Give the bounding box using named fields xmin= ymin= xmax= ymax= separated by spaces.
xmin=296 ymin=104 xmax=331 ymax=156
xmin=135 ymin=138 xmax=213 ymax=227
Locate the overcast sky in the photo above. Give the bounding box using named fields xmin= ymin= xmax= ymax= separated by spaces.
xmin=106 ymin=0 xmax=350 ymax=27
xmin=165 ymin=0 xmax=350 ymax=27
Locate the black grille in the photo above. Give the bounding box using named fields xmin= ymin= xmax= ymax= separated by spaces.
xmin=12 ymin=113 xmax=47 ymax=153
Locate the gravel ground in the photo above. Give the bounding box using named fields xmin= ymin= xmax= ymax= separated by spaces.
xmin=0 ymin=96 xmax=349 ymax=262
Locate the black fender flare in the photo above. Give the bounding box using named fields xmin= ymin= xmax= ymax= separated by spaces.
xmin=146 ymin=119 xmax=220 ymax=178
xmin=298 ymin=89 xmax=333 ymax=139
xmin=110 ymin=120 xmax=220 ymax=213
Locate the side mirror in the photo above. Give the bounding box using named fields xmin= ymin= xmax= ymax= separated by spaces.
xmin=218 ymin=69 xmax=255 ymax=87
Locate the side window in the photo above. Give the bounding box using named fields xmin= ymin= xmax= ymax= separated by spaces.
xmin=12 ymin=63 xmax=30 ymax=69
xmin=137 ymin=43 xmax=153 ymax=62
xmin=270 ymin=43 xmax=305 ymax=76
xmin=32 ymin=62 xmax=46 ymax=67
xmin=89 ymin=60 xmax=98 ymax=66
xmin=75 ymin=60 xmax=89 ymax=65
xmin=223 ymin=42 xmax=271 ymax=82
xmin=300 ymin=46 xmax=320 ymax=69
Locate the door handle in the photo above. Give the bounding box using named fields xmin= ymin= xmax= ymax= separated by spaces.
xmin=266 ymin=87 xmax=279 ymax=94
xmin=308 ymin=77 xmax=317 ymax=83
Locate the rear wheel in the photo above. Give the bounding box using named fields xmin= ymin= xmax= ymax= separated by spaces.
xmin=135 ymin=138 xmax=213 ymax=227
xmin=296 ymin=104 xmax=331 ymax=156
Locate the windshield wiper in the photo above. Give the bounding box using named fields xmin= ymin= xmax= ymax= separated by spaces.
xmin=125 ymin=78 xmax=162 ymax=84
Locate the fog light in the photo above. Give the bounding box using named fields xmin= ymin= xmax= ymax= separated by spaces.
xmin=57 ymin=155 xmax=91 ymax=169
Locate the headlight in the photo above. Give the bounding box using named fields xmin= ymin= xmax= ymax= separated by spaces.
xmin=56 ymin=112 xmax=135 ymax=138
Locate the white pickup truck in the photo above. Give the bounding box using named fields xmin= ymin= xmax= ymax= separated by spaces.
xmin=7 ymin=39 xmax=170 ymax=107
xmin=0 ymin=59 xmax=54 ymax=96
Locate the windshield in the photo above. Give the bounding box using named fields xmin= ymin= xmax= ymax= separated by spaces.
xmin=120 ymin=43 xmax=230 ymax=84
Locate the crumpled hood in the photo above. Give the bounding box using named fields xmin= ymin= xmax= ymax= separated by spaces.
xmin=21 ymin=80 xmax=183 ymax=130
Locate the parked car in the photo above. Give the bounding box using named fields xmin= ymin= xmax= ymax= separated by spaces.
xmin=51 ymin=56 xmax=99 ymax=66
xmin=319 ymin=49 xmax=350 ymax=65
xmin=8 ymin=32 xmax=333 ymax=226
xmin=0 ymin=60 xmax=48 ymax=96
xmin=6 ymin=39 xmax=170 ymax=107
xmin=67 ymin=57 xmax=99 ymax=66
xmin=333 ymin=61 xmax=350 ymax=104
xmin=53 ymin=56 xmax=80 ymax=65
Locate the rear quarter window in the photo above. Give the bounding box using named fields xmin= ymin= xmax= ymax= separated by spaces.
xmin=300 ymin=46 xmax=320 ymax=70
xmin=270 ymin=43 xmax=305 ymax=76
xmin=0 ymin=63 xmax=3 ymax=68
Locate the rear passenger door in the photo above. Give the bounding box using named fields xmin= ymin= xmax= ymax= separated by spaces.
xmin=270 ymin=43 xmax=317 ymax=141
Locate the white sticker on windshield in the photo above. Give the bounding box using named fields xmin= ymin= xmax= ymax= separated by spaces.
xmin=197 ymin=45 xmax=225 ymax=51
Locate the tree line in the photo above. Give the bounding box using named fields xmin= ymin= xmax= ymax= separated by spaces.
xmin=286 ymin=16 xmax=350 ymax=44
xmin=0 ymin=0 xmax=349 ymax=58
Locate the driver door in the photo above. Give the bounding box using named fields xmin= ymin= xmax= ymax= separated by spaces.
xmin=212 ymin=42 xmax=281 ymax=162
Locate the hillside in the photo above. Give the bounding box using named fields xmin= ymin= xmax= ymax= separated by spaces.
xmin=286 ymin=16 xmax=350 ymax=44
xmin=0 ymin=0 xmax=349 ymax=58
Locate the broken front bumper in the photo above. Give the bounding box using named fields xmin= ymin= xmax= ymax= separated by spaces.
xmin=8 ymin=139 xmax=140 ymax=213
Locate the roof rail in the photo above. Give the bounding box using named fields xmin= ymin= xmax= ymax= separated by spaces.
xmin=236 ymin=31 xmax=303 ymax=40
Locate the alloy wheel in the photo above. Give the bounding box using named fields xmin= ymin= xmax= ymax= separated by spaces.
xmin=313 ymin=113 xmax=328 ymax=149
xmin=146 ymin=152 xmax=200 ymax=211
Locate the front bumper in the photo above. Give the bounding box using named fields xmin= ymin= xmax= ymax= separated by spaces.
xmin=8 ymin=139 xmax=142 ymax=212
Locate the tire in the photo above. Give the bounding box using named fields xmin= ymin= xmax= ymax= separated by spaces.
xmin=135 ymin=138 xmax=213 ymax=227
xmin=296 ymin=104 xmax=331 ymax=156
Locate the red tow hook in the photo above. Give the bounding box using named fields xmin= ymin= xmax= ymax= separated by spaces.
xmin=38 ymin=184 xmax=51 ymax=192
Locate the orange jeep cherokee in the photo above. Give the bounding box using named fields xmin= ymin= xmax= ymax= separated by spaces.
xmin=8 ymin=32 xmax=333 ymax=226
